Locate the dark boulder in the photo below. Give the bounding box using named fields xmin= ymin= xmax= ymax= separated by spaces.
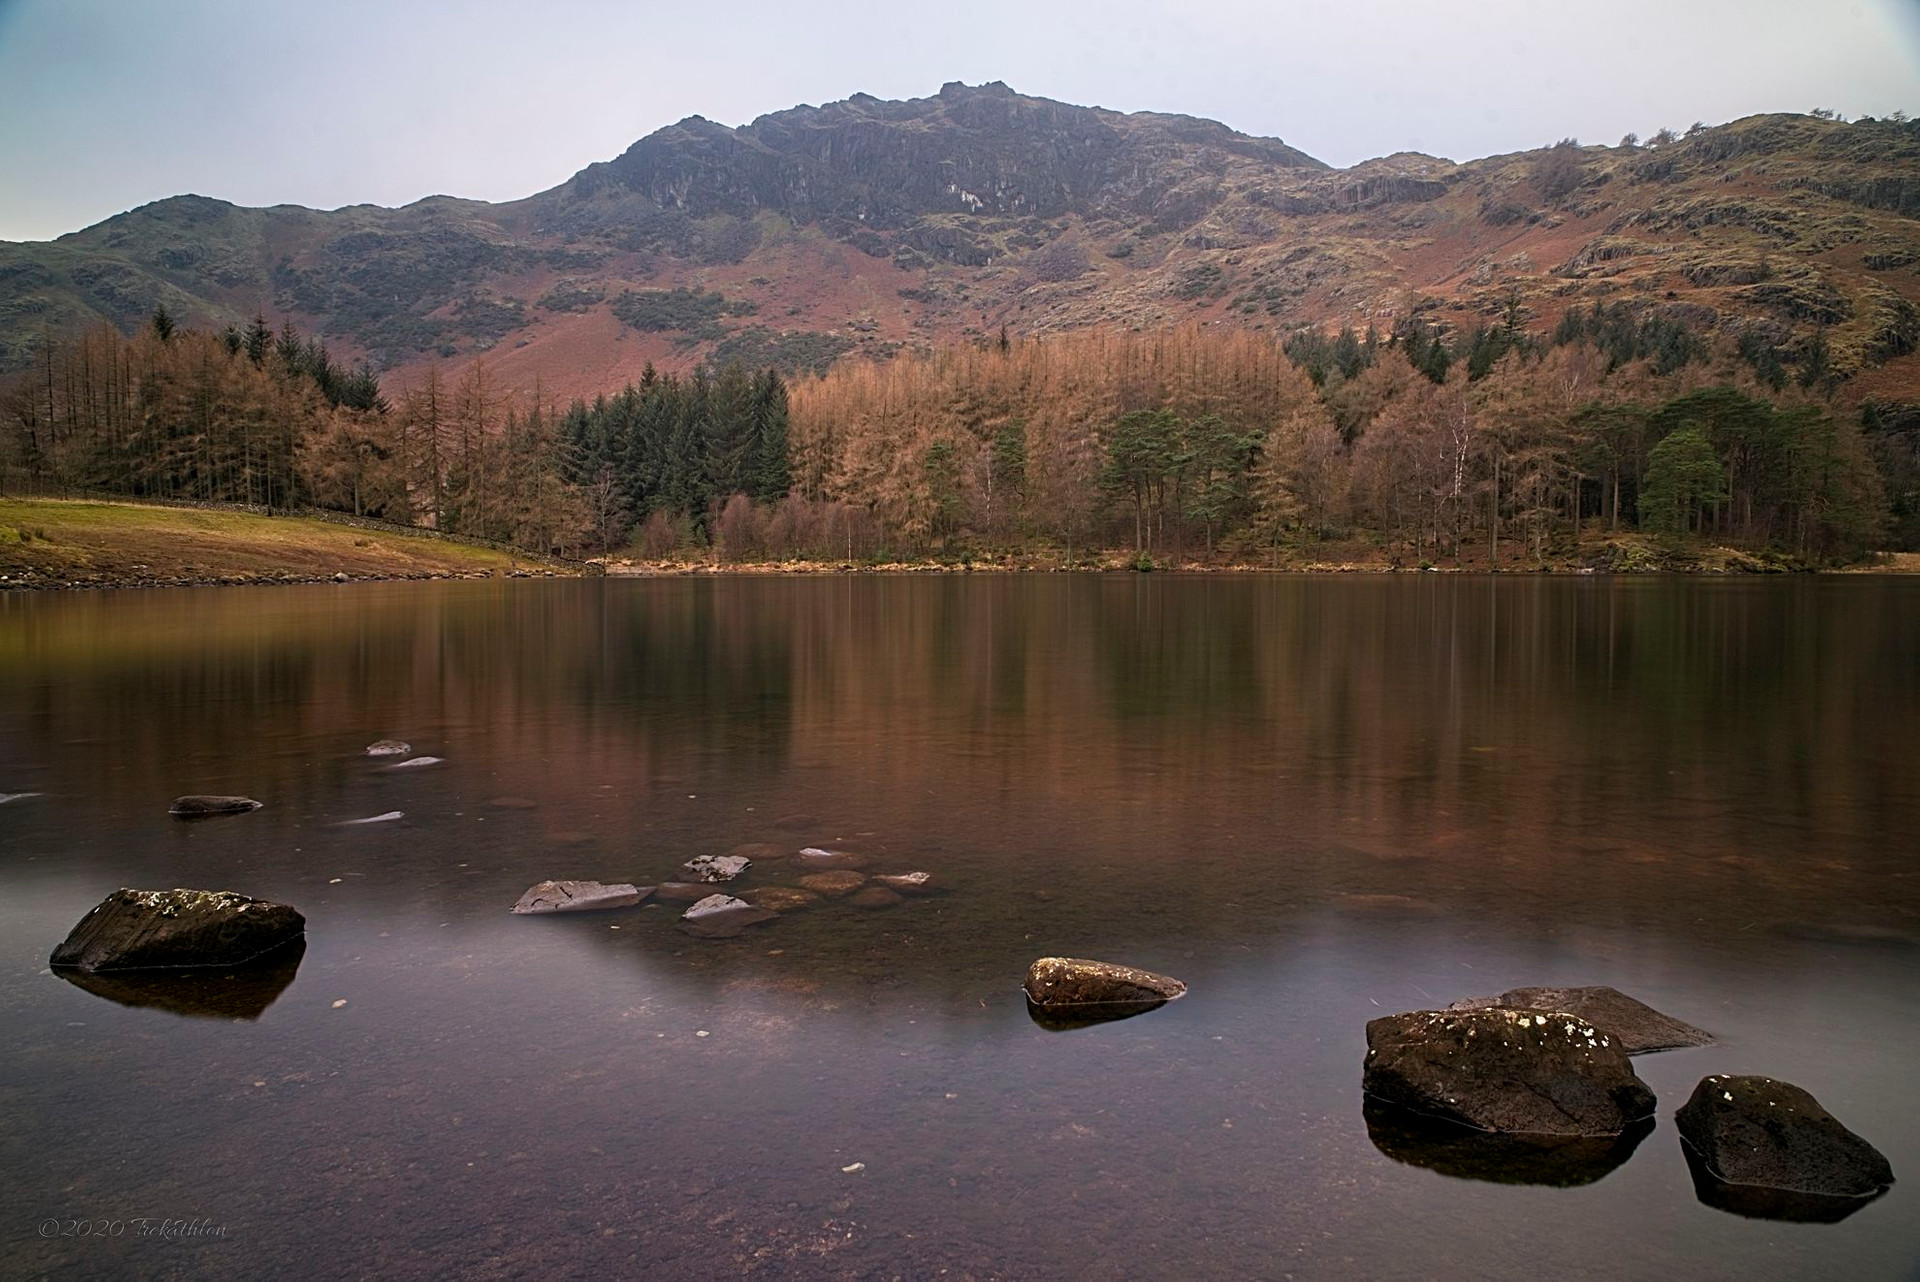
xmin=168 ymin=795 xmax=263 ymax=818
xmin=1675 ymin=1075 xmax=1894 ymax=1213
xmin=510 ymin=880 xmax=649 ymax=914
xmin=1363 ymin=1008 xmax=1657 ymax=1137
xmin=50 ymin=888 xmax=306 ymax=973
xmin=1448 ymin=985 xmax=1711 ymax=1054
xmin=1023 ymin=956 xmax=1187 ymax=1025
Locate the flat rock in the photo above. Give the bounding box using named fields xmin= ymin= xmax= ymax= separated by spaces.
xmin=168 ymin=795 xmax=263 ymax=818
xmin=339 ymin=811 xmax=404 ymax=825
xmin=1447 ymin=986 xmax=1712 ymax=1054
xmin=365 ymin=740 xmax=412 ymax=757
xmin=1023 ymin=956 xmax=1187 ymax=1022
xmin=50 ymin=888 xmax=306 ymax=973
xmin=387 ymin=756 xmax=443 ymax=769
xmin=794 ymin=847 xmax=872 ymax=872
xmin=1676 ymin=1075 xmax=1894 ymax=1202
xmin=850 ymin=886 xmax=903 ymax=910
xmin=872 ymin=871 xmax=943 ymax=895
xmin=510 ymin=880 xmax=648 ymax=914
xmin=680 ymin=894 xmax=779 ymax=939
xmin=1364 ymin=1008 xmax=1658 ymax=1137
xmin=0 ymin=791 xmax=43 ymax=804
xmin=653 ymin=881 xmax=718 ymax=903
xmin=738 ymin=886 xmax=824 ymax=912
xmin=797 ymin=870 xmax=867 ymax=897
xmin=684 ymin=854 xmax=751 ymax=883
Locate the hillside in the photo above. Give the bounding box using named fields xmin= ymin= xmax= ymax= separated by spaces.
xmin=2 ymin=82 xmax=1918 ymax=402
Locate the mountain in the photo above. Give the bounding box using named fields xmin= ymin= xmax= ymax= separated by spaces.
xmin=3 ymin=82 xmax=1918 ymax=401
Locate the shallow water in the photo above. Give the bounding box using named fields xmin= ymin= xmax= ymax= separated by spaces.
xmin=1 ymin=574 xmax=1916 ymax=1279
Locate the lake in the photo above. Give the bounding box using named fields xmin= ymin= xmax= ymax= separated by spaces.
xmin=1 ymin=574 xmax=1916 ymax=1279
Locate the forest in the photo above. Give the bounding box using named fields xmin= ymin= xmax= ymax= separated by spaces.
xmin=2 ymin=304 xmax=1914 ymax=566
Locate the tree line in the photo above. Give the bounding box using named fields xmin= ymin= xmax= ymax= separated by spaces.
xmin=4 ymin=305 xmax=1911 ymax=565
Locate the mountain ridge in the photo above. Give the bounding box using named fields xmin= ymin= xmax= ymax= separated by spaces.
xmin=3 ymin=82 xmax=1917 ymax=403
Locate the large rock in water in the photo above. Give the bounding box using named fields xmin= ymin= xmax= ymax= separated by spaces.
xmin=1364 ymin=1008 xmax=1658 ymax=1137
xmin=168 ymin=795 xmax=262 ymax=818
xmin=1448 ymin=985 xmax=1711 ymax=1054
xmin=1023 ymin=957 xmax=1187 ymax=1023
xmin=1676 ymin=1075 xmax=1894 ymax=1206
xmin=50 ymin=889 xmax=305 ymax=973
xmin=680 ymin=894 xmax=779 ymax=939
xmin=683 ymin=854 xmax=750 ymax=883
xmin=510 ymin=880 xmax=648 ymax=914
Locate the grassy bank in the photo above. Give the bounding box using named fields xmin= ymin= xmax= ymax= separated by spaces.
xmin=0 ymin=499 xmax=564 ymax=589
xmin=605 ymin=532 xmax=1918 ymax=576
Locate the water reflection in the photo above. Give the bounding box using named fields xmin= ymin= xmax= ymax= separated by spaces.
xmin=1681 ymin=1140 xmax=1890 ymax=1223
xmin=1363 ymin=1097 xmax=1652 ymax=1187
xmin=54 ymin=938 xmax=306 ymax=1020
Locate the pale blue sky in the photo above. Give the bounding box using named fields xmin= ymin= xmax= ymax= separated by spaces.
xmin=1 ymin=0 xmax=1916 ymax=242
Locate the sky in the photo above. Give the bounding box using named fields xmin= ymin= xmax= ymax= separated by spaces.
xmin=1 ymin=0 xmax=1917 ymax=242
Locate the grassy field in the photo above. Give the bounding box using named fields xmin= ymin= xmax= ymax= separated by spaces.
xmin=0 ymin=499 xmax=550 ymax=587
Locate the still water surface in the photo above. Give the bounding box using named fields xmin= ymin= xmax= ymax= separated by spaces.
xmin=1 ymin=575 xmax=1916 ymax=1279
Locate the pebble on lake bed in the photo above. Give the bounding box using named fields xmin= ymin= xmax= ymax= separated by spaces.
xmin=168 ymin=795 xmax=263 ymax=818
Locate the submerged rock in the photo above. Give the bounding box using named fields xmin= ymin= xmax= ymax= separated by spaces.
xmin=738 ymin=886 xmax=824 ymax=912
xmin=1023 ymin=956 xmax=1187 ymax=1025
xmin=797 ymin=870 xmax=867 ymax=897
xmin=794 ymin=847 xmax=872 ymax=872
xmin=365 ymin=740 xmax=412 ymax=757
xmin=50 ymin=888 xmax=306 ymax=973
xmin=168 ymin=795 xmax=263 ymax=818
xmin=680 ymin=894 xmax=779 ymax=938
xmin=872 ymin=872 xmax=943 ymax=896
xmin=728 ymin=842 xmax=792 ymax=861
xmin=1447 ymin=985 xmax=1711 ymax=1054
xmin=1363 ymin=1008 xmax=1657 ymax=1137
xmin=652 ymin=881 xmax=719 ymax=903
xmin=57 ymin=938 xmax=306 ymax=1020
xmin=1364 ymin=1096 xmax=1651 ymax=1187
xmin=1676 ymin=1075 xmax=1894 ymax=1209
xmin=849 ymin=886 xmax=904 ymax=910
xmin=510 ymin=880 xmax=649 ymax=914
xmin=684 ymin=854 xmax=751 ymax=883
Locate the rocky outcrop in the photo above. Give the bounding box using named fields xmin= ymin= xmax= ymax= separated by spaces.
xmin=510 ymin=880 xmax=649 ymax=914
xmin=1023 ymin=957 xmax=1187 ymax=1023
xmin=679 ymin=894 xmax=778 ymax=938
xmin=1363 ymin=1008 xmax=1658 ymax=1137
xmin=1676 ymin=1076 xmax=1894 ymax=1208
xmin=683 ymin=854 xmax=750 ymax=883
xmin=168 ymin=795 xmax=262 ymax=818
xmin=1447 ymin=986 xmax=1711 ymax=1054
xmin=50 ymin=888 xmax=306 ymax=973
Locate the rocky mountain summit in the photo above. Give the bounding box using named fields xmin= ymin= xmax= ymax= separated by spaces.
xmin=3 ymin=82 xmax=1916 ymax=400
